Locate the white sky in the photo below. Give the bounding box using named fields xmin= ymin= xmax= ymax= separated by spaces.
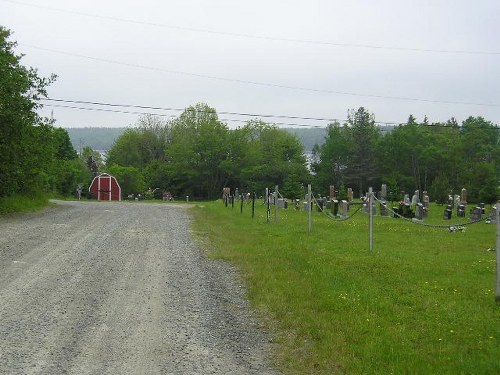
xmin=2 ymin=0 xmax=499 ymax=128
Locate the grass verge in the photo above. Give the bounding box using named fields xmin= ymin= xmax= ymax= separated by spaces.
xmin=0 ymin=194 xmax=52 ymax=215
xmin=192 ymin=200 xmax=499 ymax=374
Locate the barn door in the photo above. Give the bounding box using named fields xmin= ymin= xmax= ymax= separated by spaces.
xmin=98 ymin=175 xmax=112 ymax=201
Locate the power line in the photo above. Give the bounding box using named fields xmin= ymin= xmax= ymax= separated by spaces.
xmin=41 ymin=98 xmax=403 ymax=126
xmin=42 ymin=98 xmax=500 ymax=130
xmin=4 ymin=0 xmax=500 ymax=57
xmin=43 ymin=98 xmax=342 ymax=123
xmin=42 ymin=103 xmax=329 ymax=128
xmin=23 ymin=45 xmax=500 ymax=108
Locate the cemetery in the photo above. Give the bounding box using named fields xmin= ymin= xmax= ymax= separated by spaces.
xmin=194 ymin=187 xmax=499 ymax=374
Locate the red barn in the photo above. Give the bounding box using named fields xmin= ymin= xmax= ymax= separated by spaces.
xmin=89 ymin=173 xmax=122 ymax=201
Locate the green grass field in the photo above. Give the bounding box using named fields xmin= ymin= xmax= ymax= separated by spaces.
xmin=192 ymin=200 xmax=499 ymax=374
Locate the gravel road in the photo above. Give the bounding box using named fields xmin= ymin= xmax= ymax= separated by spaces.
xmin=0 ymin=200 xmax=277 ymax=375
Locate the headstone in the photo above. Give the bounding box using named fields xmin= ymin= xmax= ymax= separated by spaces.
xmin=331 ymin=200 xmax=339 ymax=216
xmin=341 ymin=200 xmax=349 ymax=218
xmin=329 ymin=185 xmax=335 ymax=200
xmin=325 ymin=199 xmax=332 ymax=209
xmin=443 ymin=208 xmax=452 ymax=220
xmin=454 ymin=195 xmax=460 ymax=207
xmin=381 ymin=184 xmax=387 ymax=199
xmin=317 ymin=197 xmax=324 ymax=212
xmin=404 ymin=194 xmax=411 ymax=205
xmin=422 ymin=191 xmax=430 ymax=208
xmin=223 ymin=187 xmax=231 ymax=206
xmin=471 ymin=207 xmax=482 ymax=221
xmin=234 ymin=188 xmax=239 ymax=200
xmin=448 ymin=195 xmax=453 ymax=207
xmin=347 ymin=188 xmax=353 ymax=202
xmin=411 ymin=193 xmax=418 ymax=206
xmin=380 ymin=201 xmax=388 ymax=216
xmin=479 ymin=202 xmax=485 ymax=214
xmin=400 ymin=203 xmax=413 ymax=218
xmin=422 ymin=206 xmax=429 ymax=219
xmin=490 ymin=206 xmax=497 ymax=223
xmin=294 ymin=199 xmax=300 ymax=210
xmin=457 ymin=204 xmax=466 ymax=217
xmin=415 ymin=203 xmax=424 ymax=220
xmin=277 ymin=198 xmax=285 ymax=208
xmin=460 ymin=188 xmax=467 ymax=204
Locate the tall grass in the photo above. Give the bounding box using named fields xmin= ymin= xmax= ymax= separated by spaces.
xmin=0 ymin=194 xmax=51 ymax=215
xmin=192 ymin=200 xmax=499 ymax=374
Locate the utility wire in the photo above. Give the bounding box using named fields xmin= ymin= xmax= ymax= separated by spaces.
xmin=42 ymin=98 xmax=500 ymax=129
xmin=22 ymin=45 xmax=500 ymax=108
xmin=4 ymin=0 xmax=500 ymax=56
xmin=42 ymin=103 xmax=331 ymax=128
xmin=42 ymin=98 xmax=402 ymax=125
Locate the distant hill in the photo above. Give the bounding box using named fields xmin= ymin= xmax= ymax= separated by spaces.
xmin=65 ymin=126 xmax=329 ymax=154
xmin=65 ymin=127 xmax=127 ymax=152
xmin=284 ymin=127 xmax=327 ymax=152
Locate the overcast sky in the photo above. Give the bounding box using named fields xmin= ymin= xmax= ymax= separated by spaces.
xmin=2 ymin=0 xmax=499 ymax=128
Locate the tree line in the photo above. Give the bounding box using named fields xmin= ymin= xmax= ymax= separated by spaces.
xmin=0 ymin=27 xmax=89 ymax=200
xmin=312 ymin=108 xmax=500 ymax=203
xmin=1 ymin=26 xmax=499 ymax=204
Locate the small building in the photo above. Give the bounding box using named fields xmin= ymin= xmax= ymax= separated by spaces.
xmin=89 ymin=173 xmax=122 ymax=201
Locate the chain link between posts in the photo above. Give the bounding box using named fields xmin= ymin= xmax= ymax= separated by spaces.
xmin=309 ymin=192 xmax=489 ymax=230
xmin=312 ymin=193 xmax=362 ymax=222
xmin=371 ymin=194 xmax=489 ymax=229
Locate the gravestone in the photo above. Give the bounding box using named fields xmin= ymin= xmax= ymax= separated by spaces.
xmin=454 ymin=195 xmax=461 ymax=207
xmin=490 ymin=206 xmax=497 ymax=223
xmin=400 ymin=203 xmax=413 ymax=218
xmin=294 ymin=199 xmax=300 ymax=210
xmin=331 ymin=199 xmax=339 ymax=216
xmin=404 ymin=194 xmax=411 ymax=205
xmin=457 ymin=204 xmax=466 ymax=217
xmin=347 ymin=188 xmax=354 ymax=202
xmin=415 ymin=203 xmax=424 ymax=220
xmin=443 ymin=207 xmax=452 ymax=220
xmin=234 ymin=188 xmax=240 ymax=200
xmin=380 ymin=201 xmax=388 ymax=216
xmin=277 ymin=198 xmax=285 ymax=208
xmin=460 ymin=188 xmax=467 ymax=204
xmin=479 ymin=202 xmax=485 ymax=214
xmin=422 ymin=191 xmax=430 ymax=208
xmin=381 ymin=184 xmax=387 ymax=199
xmin=470 ymin=207 xmax=482 ymax=221
xmin=422 ymin=206 xmax=429 ymax=219
xmin=411 ymin=190 xmax=419 ymax=205
xmin=325 ymin=199 xmax=332 ymax=210
xmin=329 ymin=185 xmax=336 ymax=200
xmin=316 ymin=197 xmax=324 ymax=212
xmin=340 ymin=200 xmax=349 ymax=218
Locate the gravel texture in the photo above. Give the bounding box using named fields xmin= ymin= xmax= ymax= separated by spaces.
xmin=0 ymin=200 xmax=277 ymax=375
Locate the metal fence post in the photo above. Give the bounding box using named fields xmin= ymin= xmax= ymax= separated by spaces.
xmin=308 ymin=184 xmax=312 ymax=233
xmin=369 ymin=187 xmax=374 ymax=252
xmin=496 ymin=201 xmax=500 ymax=302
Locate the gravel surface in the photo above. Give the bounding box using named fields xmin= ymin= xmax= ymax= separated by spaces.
xmin=0 ymin=200 xmax=277 ymax=375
